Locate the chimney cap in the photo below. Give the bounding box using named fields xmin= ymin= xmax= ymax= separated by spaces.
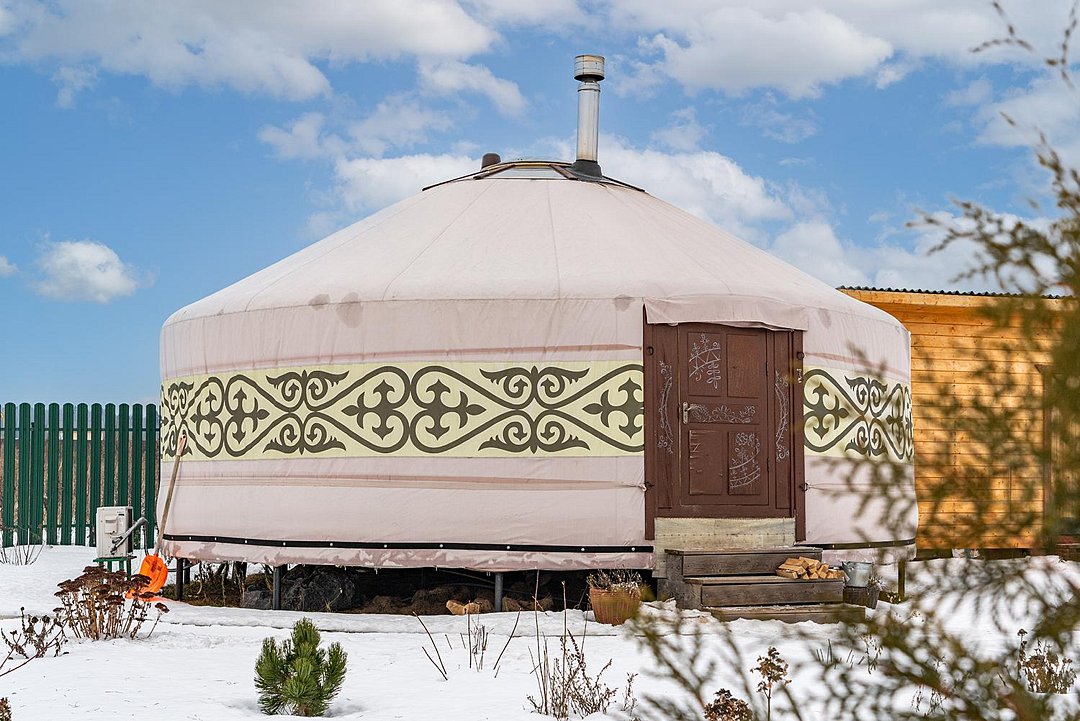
xmin=574 ymin=54 xmax=605 ymax=82
xmin=481 ymin=152 xmax=501 ymax=169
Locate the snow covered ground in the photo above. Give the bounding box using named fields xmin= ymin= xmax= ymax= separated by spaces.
xmin=0 ymin=546 xmax=1074 ymax=719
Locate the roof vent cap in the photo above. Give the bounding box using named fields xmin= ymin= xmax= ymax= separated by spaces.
xmin=481 ymin=152 xmax=501 ymax=169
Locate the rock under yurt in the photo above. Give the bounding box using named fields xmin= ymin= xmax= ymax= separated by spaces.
xmin=159 ymin=56 xmax=916 ymax=574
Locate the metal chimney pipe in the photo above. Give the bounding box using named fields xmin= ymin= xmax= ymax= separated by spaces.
xmin=571 ymin=54 xmax=605 ymax=178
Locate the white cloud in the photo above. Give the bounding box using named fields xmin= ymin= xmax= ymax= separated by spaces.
xmin=461 ymin=0 xmax=586 ymax=27
xmin=417 ymin=60 xmax=526 ymax=117
xmin=33 ymin=240 xmax=147 ymax=302
xmin=769 ymin=221 xmax=870 ymax=287
xmin=0 ymin=3 xmax=15 ymax=37
xmin=0 ymin=256 xmax=15 ymax=276
xmin=260 ymin=97 xmax=453 ymax=162
xmin=5 ymin=0 xmax=495 ymax=100
xmin=610 ymin=0 xmax=1077 ymax=98
xmin=976 ymin=76 xmax=1080 ymax=165
xmin=51 ymin=64 xmax=96 ymax=107
xmin=592 ymin=136 xmax=791 ymax=241
xmin=333 ymin=153 xmax=476 ymax=211
xmin=874 ymin=59 xmax=917 ymax=89
xmin=650 ymin=107 xmax=707 ymax=151
xmin=4 ymin=0 xmax=1076 ymax=108
xmin=740 ymin=93 xmax=818 ymax=143
xmin=348 ymin=96 xmax=453 ymax=156
xmin=945 ymin=77 xmax=993 ymax=107
xmin=258 ymin=112 xmax=336 ymax=160
xmin=619 ymin=6 xmax=892 ymax=98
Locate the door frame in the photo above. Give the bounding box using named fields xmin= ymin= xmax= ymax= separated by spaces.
xmin=643 ymin=317 xmax=806 ymax=541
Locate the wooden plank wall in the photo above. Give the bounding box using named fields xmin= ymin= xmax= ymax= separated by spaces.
xmin=0 ymin=402 xmax=159 ymax=549
xmin=841 ymin=289 xmax=1062 ymax=550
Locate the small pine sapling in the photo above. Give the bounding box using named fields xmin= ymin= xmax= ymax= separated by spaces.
xmin=255 ymin=619 xmax=348 ymax=717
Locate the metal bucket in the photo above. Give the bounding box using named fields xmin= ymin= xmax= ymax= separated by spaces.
xmin=842 ymin=561 xmax=873 ymax=588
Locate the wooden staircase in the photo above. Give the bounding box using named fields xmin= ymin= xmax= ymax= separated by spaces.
xmin=664 ymin=547 xmax=864 ymax=624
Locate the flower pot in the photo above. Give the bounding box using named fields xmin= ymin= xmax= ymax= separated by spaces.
xmin=589 ymin=586 xmax=642 ymax=625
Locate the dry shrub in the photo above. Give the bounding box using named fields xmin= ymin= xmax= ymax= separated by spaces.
xmin=0 ymin=608 xmax=66 ymax=679
xmin=704 ymin=689 xmax=752 ymax=721
xmin=585 ymin=569 xmax=643 ymax=593
xmin=1017 ymin=629 xmax=1076 ymax=694
xmin=0 ymin=527 xmax=43 ymax=566
xmin=528 ymin=583 xmax=637 ymax=720
xmin=0 ymin=697 xmax=10 ymax=721
xmin=54 ymin=566 xmax=169 ymax=641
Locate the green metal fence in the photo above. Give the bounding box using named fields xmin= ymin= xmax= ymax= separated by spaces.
xmin=0 ymin=403 xmax=159 ymax=548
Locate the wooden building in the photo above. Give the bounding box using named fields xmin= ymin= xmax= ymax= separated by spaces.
xmin=840 ymin=287 xmax=1069 ymax=552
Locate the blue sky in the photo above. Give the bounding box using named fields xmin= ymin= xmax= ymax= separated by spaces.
xmin=1 ymin=0 xmax=1078 ymax=404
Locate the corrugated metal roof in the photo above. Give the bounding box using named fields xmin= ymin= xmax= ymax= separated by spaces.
xmin=838 ymin=285 xmax=1070 ymax=300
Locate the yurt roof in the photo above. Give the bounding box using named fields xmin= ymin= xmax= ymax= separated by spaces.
xmin=165 ymin=160 xmax=896 ymax=331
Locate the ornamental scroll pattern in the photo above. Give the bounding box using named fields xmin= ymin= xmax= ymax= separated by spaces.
xmin=657 ymin=361 xmax=675 ymax=455
xmin=687 ymin=403 xmax=756 ymax=424
xmin=688 ymin=334 xmax=723 ymax=389
xmin=774 ymin=371 xmax=790 ymax=462
xmin=802 ymin=366 xmax=914 ymax=463
xmin=728 ymin=432 xmax=762 ymax=490
xmin=161 ymin=361 xmax=644 ymax=460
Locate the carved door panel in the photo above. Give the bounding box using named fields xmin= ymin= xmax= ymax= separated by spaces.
xmin=644 ymin=320 xmax=805 ymax=538
xmin=679 ymin=327 xmax=770 ymax=507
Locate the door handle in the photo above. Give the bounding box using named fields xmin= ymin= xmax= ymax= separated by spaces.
xmin=681 ymin=402 xmax=689 ymax=424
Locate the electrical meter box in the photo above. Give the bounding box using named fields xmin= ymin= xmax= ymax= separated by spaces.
xmin=95 ymin=506 xmax=133 ymax=557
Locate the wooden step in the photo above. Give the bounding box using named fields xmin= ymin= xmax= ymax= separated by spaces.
xmin=684 ymin=574 xmax=844 ymax=607
xmin=707 ymin=603 xmax=864 ymax=625
xmin=667 ymin=546 xmax=822 ymax=577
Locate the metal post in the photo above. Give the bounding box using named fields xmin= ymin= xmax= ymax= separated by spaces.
xmin=175 ymin=558 xmax=185 ymax=601
xmin=494 ymin=572 xmax=504 ymax=612
xmin=897 ymin=560 xmax=907 ymax=602
xmin=272 ymin=565 xmax=283 ymax=610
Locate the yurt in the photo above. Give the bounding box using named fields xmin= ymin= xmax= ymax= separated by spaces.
xmin=159 ymin=56 xmax=916 ymax=577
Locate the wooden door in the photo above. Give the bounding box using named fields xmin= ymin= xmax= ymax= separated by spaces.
xmin=680 ymin=326 xmax=770 ymax=508
xmin=645 ymin=321 xmax=805 ymax=538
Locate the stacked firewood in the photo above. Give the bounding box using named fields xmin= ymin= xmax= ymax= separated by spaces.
xmin=776 ymin=557 xmax=845 ymax=580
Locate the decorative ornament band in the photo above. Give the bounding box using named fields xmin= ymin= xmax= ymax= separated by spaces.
xmin=161 ymin=361 xmax=644 ymax=460
xmin=802 ymin=366 xmax=914 ymax=464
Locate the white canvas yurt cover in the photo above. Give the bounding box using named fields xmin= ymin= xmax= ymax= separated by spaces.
xmin=159 ymin=56 xmax=915 ymax=572
xmin=159 ymin=160 xmax=916 ymax=571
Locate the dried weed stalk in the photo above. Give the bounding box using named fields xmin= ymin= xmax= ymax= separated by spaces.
xmin=415 ymin=609 xmax=519 ymax=679
xmin=527 ymin=581 xmax=636 ymax=720
xmin=0 ymin=608 xmax=66 ymax=679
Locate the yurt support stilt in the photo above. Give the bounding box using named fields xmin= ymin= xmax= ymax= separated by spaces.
xmin=494 ymin=573 xmax=503 ymax=612
xmin=175 ymin=558 xmax=186 ymax=602
xmin=272 ymin=566 xmax=283 ymax=610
